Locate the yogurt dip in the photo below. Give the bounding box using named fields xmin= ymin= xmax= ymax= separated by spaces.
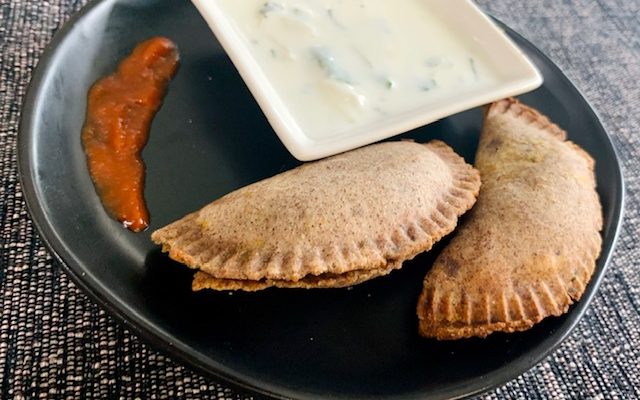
xmin=216 ymin=0 xmax=499 ymax=140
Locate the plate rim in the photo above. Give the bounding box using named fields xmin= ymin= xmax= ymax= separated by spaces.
xmin=16 ymin=1 xmax=626 ymax=399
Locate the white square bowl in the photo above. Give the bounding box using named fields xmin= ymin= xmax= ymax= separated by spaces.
xmin=192 ymin=0 xmax=543 ymax=161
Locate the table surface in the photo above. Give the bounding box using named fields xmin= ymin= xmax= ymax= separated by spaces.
xmin=1 ymin=0 xmax=639 ymax=399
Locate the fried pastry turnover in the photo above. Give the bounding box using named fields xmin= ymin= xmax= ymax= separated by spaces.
xmin=152 ymin=140 xmax=480 ymax=291
xmin=417 ymin=98 xmax=603 ymax=339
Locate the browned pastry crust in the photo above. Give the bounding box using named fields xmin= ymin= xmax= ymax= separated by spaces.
xmin=417 ymin=98 xmax=603 ymax=339
xmin=191 ymin=261 xmax=401 ymax=291
xmin=152 ymin=140 xmax=481 ymax=291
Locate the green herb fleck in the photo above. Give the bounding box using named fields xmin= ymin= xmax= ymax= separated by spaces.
xmin=311 ymin=46 xmax=352 ymax=84
xmin=259 ymin=2 xmax=284 ymax=17
xmin=420 ymin=79 xmax=437 ymax=91
xmin=469 ymin=57 xmax=478 ymax=79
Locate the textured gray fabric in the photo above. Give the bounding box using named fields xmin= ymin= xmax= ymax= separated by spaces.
xmin=1 ymin=0 xmax=638 ymax=399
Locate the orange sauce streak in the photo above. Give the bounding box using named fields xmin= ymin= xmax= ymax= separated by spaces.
xmin=81 ymin=37 xmax=179 ymax=232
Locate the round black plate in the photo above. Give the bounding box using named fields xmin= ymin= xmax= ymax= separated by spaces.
xmin=18 ymin=1 xmax=624 ymax=399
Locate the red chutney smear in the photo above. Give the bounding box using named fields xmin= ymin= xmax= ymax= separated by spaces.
xmin=82 ymin=37 xmax=179 ymax=232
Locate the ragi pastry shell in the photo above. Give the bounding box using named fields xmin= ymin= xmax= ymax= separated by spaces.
xmin=152 ymin=140 xmax=481 ymax=291
xmin=417 ymin=99 xmax=603 ymax=339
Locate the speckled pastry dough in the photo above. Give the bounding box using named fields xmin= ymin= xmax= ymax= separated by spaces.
xmin=152 ymin=140 xmax=480 ymax=291
xmin=191 ymin=261 xmax=401 ymax=291
xmin=417 ymin=98 xmax=603 ymax=339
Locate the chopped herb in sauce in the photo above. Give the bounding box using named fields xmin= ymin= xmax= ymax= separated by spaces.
xmin=311 ymin=46 xmax=352 ymax=83
xmin=469 ymin=57 xmax=478 ymax=79
xmin=385 ymin=78 xmax=396 ymax=89
xmin=259 ymin=1 xmax=284 ymax=17
xmin=420 ymin=79 xmax=437 ymax=91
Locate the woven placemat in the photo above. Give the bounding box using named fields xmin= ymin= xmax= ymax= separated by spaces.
xmin=1 ymin=0 xmax=638 ymax=398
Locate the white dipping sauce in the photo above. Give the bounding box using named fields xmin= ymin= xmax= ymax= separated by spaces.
xmin=218 ymin=0 xmax=498 ymax=140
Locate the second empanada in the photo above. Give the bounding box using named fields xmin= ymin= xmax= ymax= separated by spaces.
xmin=152 ymin=140 xmax=480 ymax=291
xmin=417 ymin=98 xmax=603 ymax=339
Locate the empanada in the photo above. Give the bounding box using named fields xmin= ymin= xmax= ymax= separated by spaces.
xmin=417 ymin=98 xmax=603 ymax=339
xmin=152 ymin=140 xmax=480 ymax=291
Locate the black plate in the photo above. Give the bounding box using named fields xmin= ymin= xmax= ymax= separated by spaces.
xmin=18 ymin=1 xmax=624 ymax=399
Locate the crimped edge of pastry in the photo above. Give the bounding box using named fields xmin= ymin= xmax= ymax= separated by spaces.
xmin=417 ymin=252 xmax=599 ymax=340
xmin=191 ymin=260 xmax=401 ymax=291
